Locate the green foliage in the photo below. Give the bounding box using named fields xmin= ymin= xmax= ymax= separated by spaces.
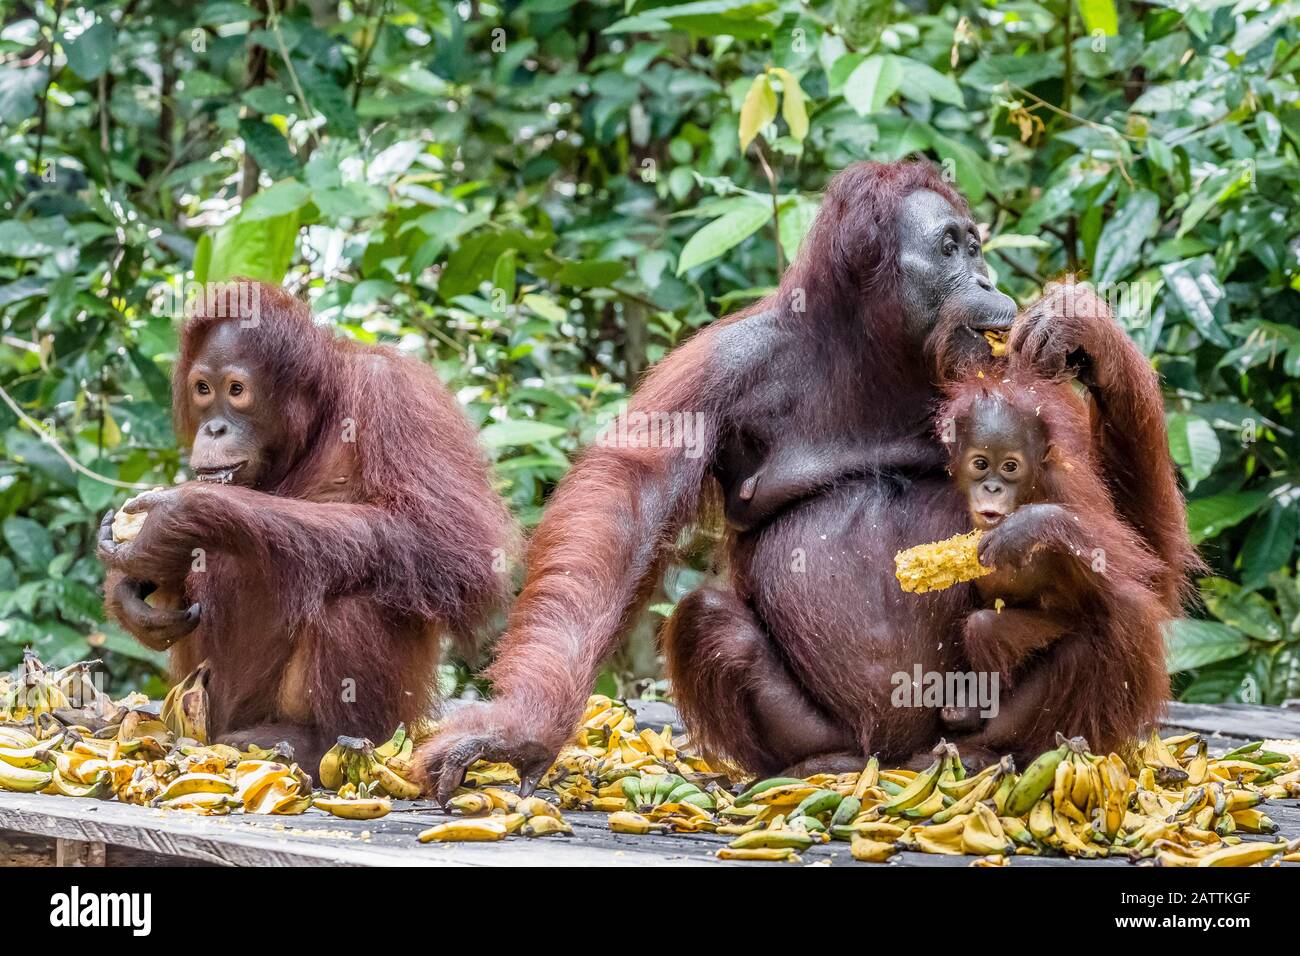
xmin=0 ymin=0 xmax=1298 ymax=704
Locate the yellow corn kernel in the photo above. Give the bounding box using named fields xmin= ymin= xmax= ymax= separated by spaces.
xmin=894 ymin=531 xmax=990 ymax=594
xmin=984 ymin=331 xmax=1008 ymax=357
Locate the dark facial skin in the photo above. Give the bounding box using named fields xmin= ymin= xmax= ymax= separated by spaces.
xmin=955 ymin=398 xmax=1048 ymax=530
xmin=186 ymin=322 xmax=275 ymax=486
xmin=896 ymin=189 xmax=1016 ymax=355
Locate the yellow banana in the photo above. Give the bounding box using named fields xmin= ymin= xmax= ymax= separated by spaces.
xmin=418 ymin=819 xmax=508 ymax=842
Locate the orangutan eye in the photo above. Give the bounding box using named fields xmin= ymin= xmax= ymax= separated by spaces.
xmin=195 ymin=381 xmax=210 ymax=396
xmin=942 ymin=237 xmax=957 ymax=257
xmin=229 ymin=382 xmax=244 ymax=397
xmin=968 ymin=238 xmax=980 ymax=256
xmin=1002 ymin=460 xmax=1018 ymax=474
xmin=971 ymin=457 xmax=988 ymax=471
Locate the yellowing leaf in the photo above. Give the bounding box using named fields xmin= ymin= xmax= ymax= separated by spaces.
xmin=1079 ymin=0 xmax=1118 ymax=36
xmin=771 ymin=68 xmax=808 ymax=141
xmin=739 ymin=73 xmax=777 ymax=151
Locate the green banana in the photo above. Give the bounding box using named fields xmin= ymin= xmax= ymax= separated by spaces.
xmin=1004 ymin=743 xmax=1069 ymax=816
xmin=734 ymin=777 xmax=807 ymax=807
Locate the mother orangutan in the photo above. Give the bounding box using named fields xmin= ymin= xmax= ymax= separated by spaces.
xmin=417 ymin=160 xmax=1197 ymax=798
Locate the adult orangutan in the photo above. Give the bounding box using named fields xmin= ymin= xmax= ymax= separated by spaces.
xmin=415 ymin=160 xmax=1196 ymax=797
xmin=98 ymin=282 xmax=517 ymax=768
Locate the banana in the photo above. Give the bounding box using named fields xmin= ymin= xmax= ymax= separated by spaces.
xmin=51 ymin=768 xmax=112 ymax=799
xmin=791 ymin=788 xmax=842 ymax=821
xmin=518 ymin=796 xmax=562 ymax=819
xmin=0 ymin=734 xmax=62 ymax=769
xmin=0 ymin=727 xmax=37 ymax=749
xmin=829 ymin=795 xmax=861 ymax=829
xmin=155 ymin=772 xmax=234 ymax=802
xmin=1228 ymin=809 xmax=1277 ymax=834
xmin=160 ymin=791 xmax=235 ymax=814
xmin=729 ymin=828 xmax=816 ymax=851
xmin=880 ymin=756 xmax=943 ymax=815
xmin=319 ymin=744 xmax=345 ymax=791
xmin=910 ymin=815 xmax=968 ymax=855
xmin=734 ymin=777 xmax=808 ymax=806
xmin=418 ymin=819 xmax=508 ymax=842
xmin=716 ymin=847 xmax=800 ymax=862
xmin=0 ymin=761 xmax=54 ymax=792
xmin=522 ymin=815 xmax=573 ymax=837
xmin=1005 ymin=741 xmax=1069 ymax=816
xmin=482 ymin=787 xmax=520 ymax=812
xmin=961 ymin=803 xmax=1011 ymax=856
xmin=931 ymin=772 xmax=997 ymax=824
xmin=1197 ymin=841 xmax=1285 ymax=867
xmin=374 ymin=723 xmax=408 ymax=762
xmin=609 ymin=811 xmax=663 ymax=834
xmin=448 ymin=791 xmax=494 ymax=816
xmin=852 ymin=756 xmax=880 ymax=800
xmin=369 ymin=759 xmax=423 ymax=806
xmin=850 ymin=835 xmax=898 ymax=862
xmin=314 ymin=796 xmax=392 ymax=819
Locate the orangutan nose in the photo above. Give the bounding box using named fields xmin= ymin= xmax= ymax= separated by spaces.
xmin=202 ymin=418 xmax=229 ymax=438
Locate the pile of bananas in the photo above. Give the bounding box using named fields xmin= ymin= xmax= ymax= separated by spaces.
xmin=690 ymin=733 xmax=1300 ymax=865
xmin=4 ymin=650 xmax=1299 ymax=867
xmin=0 ymin=651 xmax=137 ymax=725
xmin=0 ymin=715 xmax=313 ymax=815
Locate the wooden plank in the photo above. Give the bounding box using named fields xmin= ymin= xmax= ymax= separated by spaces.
xmin=55 ymin=837 xmax=105 ymax=867
xmin=1162 ymin=702 xmax=1300 ymax=743
xmin=1 ymin=789 xmax=1295 ymax=868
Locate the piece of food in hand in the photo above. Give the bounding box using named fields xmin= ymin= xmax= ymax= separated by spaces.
xmin=111 ymin=509 xmax=149 ymax=543
xmin=894 ymin=530 xmax=991 ymax=594
xmin=983 ymin=330 xmax=1008 ymax=357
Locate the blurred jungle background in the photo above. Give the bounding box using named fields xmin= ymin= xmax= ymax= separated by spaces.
xmin=0 ymin=0 xmax=1297 ymax=705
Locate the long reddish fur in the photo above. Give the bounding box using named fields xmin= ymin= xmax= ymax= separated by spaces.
xmin=105 ymin=283 xmax=517 ymax=757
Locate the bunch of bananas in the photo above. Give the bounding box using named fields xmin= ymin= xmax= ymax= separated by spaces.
xmin=317 ymin=725 xmax=422 ymax=801
xmin=0 ymin=652 xmax=109 ymax=723
xmin=160 ymin=662 xmax=210 ymax=744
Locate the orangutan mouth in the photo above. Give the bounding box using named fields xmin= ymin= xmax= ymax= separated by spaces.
xmin=194 ymin=462 xmax=246 ymax=484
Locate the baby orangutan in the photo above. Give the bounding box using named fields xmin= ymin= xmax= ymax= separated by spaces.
xmin=932 ymin=372 xmax=1170 ymax=757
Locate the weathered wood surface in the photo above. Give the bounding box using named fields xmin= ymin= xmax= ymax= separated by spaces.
xmin=0 ymin=701 xmax=1295 ymax=868
xmin=0 ymin=788 xmax=1295 ymax=868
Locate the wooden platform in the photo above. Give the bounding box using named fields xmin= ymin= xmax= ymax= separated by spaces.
xmin=2 ymin=702 xmax=1298 ymax=867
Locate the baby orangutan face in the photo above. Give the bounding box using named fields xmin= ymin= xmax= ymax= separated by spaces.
xmin=955 ymin=396 xmax=1048 ymax=530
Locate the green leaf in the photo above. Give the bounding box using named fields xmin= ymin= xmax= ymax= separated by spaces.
xmin=1239 ymin=504 xmax=1299 ymax=587
xmin=778 ymin=197 xmax=819 ymax=263
xmin=1160 ymin=257 xmax=1231 ymax=348
xmin=241 ymin=180 xmax=311 ymax=222
xmin=1078 ymin=0 xmax=1118 ymax=36
xmin=843 ymin=55 xmax=903 ymax=116
xmin=64 ymin=19 xmax=114 ymax=81
xmin=739 ymin=74 xmax=777 ymax=151
xmin=676 ymin=200 xmax=771 ymax=275
xmin=480 ymin=419 xmax=568 ymax=447
xmin=1185 ymin=491 xmax=1269 ymax=544
xmin=1093 ymin=190 xmax=1159 ymax=285
xmin=1166 ymin=412 xmax=1219 ymax=491
xmin=896 ymin=59 xmax=965 ymax=107
xmin=197 ymin=208 xmax=299 ymax=285
xmin=0 ymin=67 xmax=46 ymax=124
xmin=3 ymin=516 xmax=54 ymax=572
xmin=238 ymin=118 xmax=300 ymax=181
xmin=1202 ymin=578 xmax=1285 ymax=643
xmin=1165 ymin=619 xmax=1251 ymax=673
xmin=555 ymin=259 xmax=626 ymax=289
